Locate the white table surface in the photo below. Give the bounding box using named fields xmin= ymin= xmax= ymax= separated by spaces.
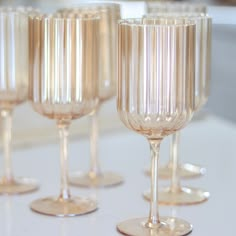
xmin=0 ymin=114 xmax=234 ymax=236
xmin=0 ymin=2 xmax=234 ymax=236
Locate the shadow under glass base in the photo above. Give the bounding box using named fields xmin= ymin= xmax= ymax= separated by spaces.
xmin=30 ymin=196 xmax=97 ymax=217
xmin=144 ymin=187 xmax=210 ymax=205
xmin=0 ymin=177 xmax=38 ymax=194
xmin=69 ymin=171 xmax=123 ymax=188
xmin=145 ymin=163 xmax=206 ymax=179
xmin=117 ymin=217 xmax=192 ymax=236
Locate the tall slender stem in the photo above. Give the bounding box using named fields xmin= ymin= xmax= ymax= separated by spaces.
xmin=170 ymin=131 xmax=181 ymax=193
xmin=89 ymin=108 xmax=102 ymax=178
xmin=146 ymin=139 xmax=162 ymax=228
xmin=57 ymin=119 xmax=71 ymax=200
xmin=1 ymin=109 xmax=14 ymax=182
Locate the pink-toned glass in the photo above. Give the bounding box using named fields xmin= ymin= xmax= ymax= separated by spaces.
xmin=143 ymin=13 xmax=211 ymax=206
xmin=146 ymin=3 xmax=209 ymax=179
xmin=117 ymin=18 xmax=195 ymax=236
xmin=0 ymin=8 xmax=39 ymax=194
xmin=29 ymin=13 xmax=99 ymax=216
xmin=58 ymin=4 xmax=123 ymax=188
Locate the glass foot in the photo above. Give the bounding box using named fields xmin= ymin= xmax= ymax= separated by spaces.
xmin=0 ymin=177 xmax=38 ymax=194
xmin=117 ymin=217 xmax=192 ymax=236
xmin=30 ymin=196 xmax=97 ymax=217
xmin=69 ymin=171 xmax=123 ymax=188
xmin=145 ymin=163 xmax=206 ymax=179
xmin=144 ymin=187 xmax=210 ymax=205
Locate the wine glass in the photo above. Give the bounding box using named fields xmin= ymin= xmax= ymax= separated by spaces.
xmin=143 ymin=13 xmax=211 ymax=205
xmin=29 ymin=13 xmax=99 ymax=216
xmin=58 ymin=4 xmax=123 ymax=188
xmin=117 ymin=18 xmax=195 ymax=236
xmin=0 ymin=8 xmax=39 ymax=194
xmin=145 ymin=3 xmax=208 ymax=179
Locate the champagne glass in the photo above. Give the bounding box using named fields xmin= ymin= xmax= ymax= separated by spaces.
xmin=59 ymin=4 xmax=123 ymax=188
xmin=29 ymin=13 xmax=99 ymax=216
xmin=117 ymin=18 xmax=195 ymax=236
xmin=0 ymin=8 xmax=38 ymax=194
xmin=143 ymin=13 xmax=211 ymax=205
xmin=145 ymin=3 xmax=208 ymax=179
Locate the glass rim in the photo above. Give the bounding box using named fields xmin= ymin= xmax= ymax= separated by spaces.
xmin=146 ymin=1 xmax=207 ymax=7
xmin=58 ymin=3 xmax=120 ymax=12
xmin=0 ymin=10 xmax=28 ymax=17
xmin=0 ymin=6 xmax=39 ymax=13
xmin=0 ymin=6 xmax=33 ymax=10
xmin=144 ymin=12 xmax=211 ymax=20
xmin=118 ymin=18 xmax=196 ymax=27
xmin=58 ymin=8 xmax=119 ymax=15
xmin=31 ymin=13 xmax=100 ymax=21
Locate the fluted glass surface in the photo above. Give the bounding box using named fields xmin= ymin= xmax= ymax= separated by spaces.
xmin=29 ymin=14 xmax=98 ymax=120
xmin=58 ymin=4 xmax=123 ymax=188
xmin=143 ymin=13 xmax=212 ymax=185
xmin=117 ymin=18 xmax=195 ymax=236
xmin=142 ymin=14 xmax=211 ymax=205
xmin=118 ymin=18 xmax=195 ymax=139
xmin=29 ymin=13 xmax=99 ymax=217
xmin=58 ymin=3 xmax=120 ymax=101
xmin=195 ymin=14 xmax=212 ymax=110
xmin=144 ymin=13 xmax=211 ymax=111
xmin=0 ymin=9 xmax=39 ymax=194
xmin=0 ymin=11 xmax=28 ymax=108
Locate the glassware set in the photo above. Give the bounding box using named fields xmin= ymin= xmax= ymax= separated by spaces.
xmin=0 ymin=2 xmax=212 ymax=235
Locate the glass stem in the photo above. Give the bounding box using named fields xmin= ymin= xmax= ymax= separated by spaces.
xmin=57 ymin=119 xmax=71 ymax=200
xmin=89 ymin=109 xmax=101 ymax=177
xmin=146 ymin=139 xmax=162 ymax=228
xmin=1 ymin=109 xmax=14 ymax=182
xmin=170 ymin=131 xmax=181 ymax=193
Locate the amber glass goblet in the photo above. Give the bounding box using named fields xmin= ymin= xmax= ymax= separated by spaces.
xmin=143 ymin=13 xmax=211 ymax=206
xmin=29 ymin=13 xmax=99 ymax=216
xmin=59 ymin=4 xmax=123 ymax=188
xmin=117 ymin=18 xmax=195 ymax=236
xmin=0 ymin=8 xmax=38 ymax=194
xmin=145 ymin=4 xmax=209 ymax=179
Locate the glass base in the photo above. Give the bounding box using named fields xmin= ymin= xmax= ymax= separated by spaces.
xmin=145 ymin=163 xmax=206 ymax=179
xmin=117 ymin=217 xmax=192 ymax=236
xmin=144 ymin=187 xmax=210 ymax=205
xmin=30 ymin=196 xmax=97 ymax=217
xmin=0 ymin=177 xmax=38 ymax=194
xmin=69 ymin=171 xmax=123 ymax=188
